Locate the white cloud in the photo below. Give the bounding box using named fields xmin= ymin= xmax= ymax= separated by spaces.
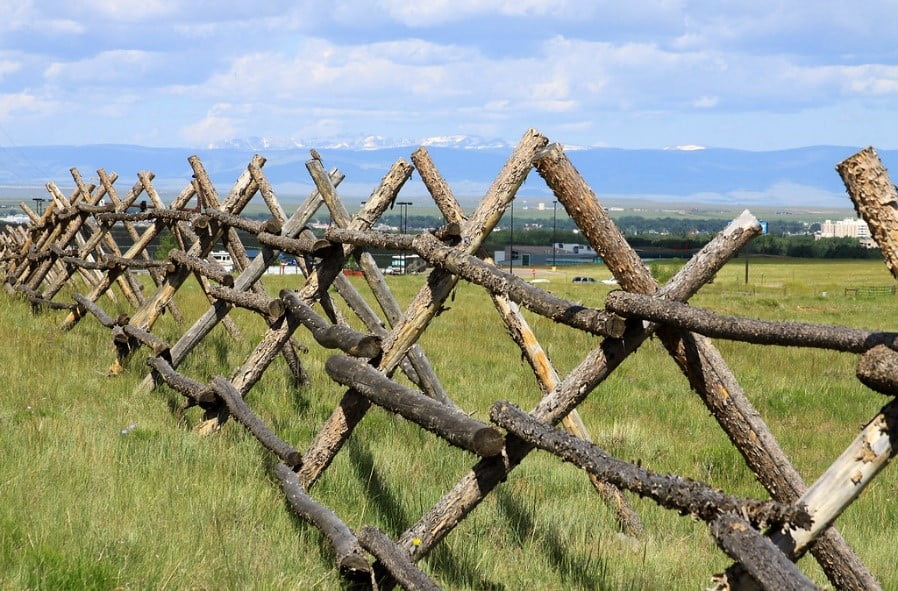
xmin=0 ymin=2 xmax=897 ymax=149
xmin=0 ymin=92 xmax=53 ymax=122
xmin=0 ymin=60 xmax=21 ymax=80
xmin=44 ymin=50 xmax=161 ymax=83
xmin=179 ymin=105 xmax=240 ymax=147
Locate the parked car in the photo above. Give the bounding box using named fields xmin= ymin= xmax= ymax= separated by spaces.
xmin=571 ymin=276 xmax=596 ymax=283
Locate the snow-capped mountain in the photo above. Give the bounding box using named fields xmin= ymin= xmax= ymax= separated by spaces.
xmin=209 ymin=134 xmax=511 ymax=151
xmin=1 ymin=140 xmax=895 ymax=208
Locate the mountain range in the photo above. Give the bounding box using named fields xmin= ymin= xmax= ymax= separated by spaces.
xmin=0 ymin=136 xmax=894 ymax=209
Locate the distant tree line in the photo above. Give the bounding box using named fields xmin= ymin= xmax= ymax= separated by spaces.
xmin=299 ymin=212 xmax=878 ymax=260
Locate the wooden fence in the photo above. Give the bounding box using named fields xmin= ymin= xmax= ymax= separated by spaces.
xmin=1 ymin=133 xmax=896 ymax=590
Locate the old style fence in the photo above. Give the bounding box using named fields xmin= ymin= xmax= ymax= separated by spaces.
xmin=1 ymin=132 xmax=896 ymax=590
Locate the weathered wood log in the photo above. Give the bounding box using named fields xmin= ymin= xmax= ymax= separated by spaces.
xmin=210 ymin=377 xmax=302 ymax=468
xmin=491 ymin=401 xmax=810 ymax=529
xmin=145 ymin=356 xmax=217 ymax=404
xmin=857 ymin=345 xmax=898 ymax=395
xmin=281 ymin=291 xmax=382 ymax=358
xmin=326 ymin=355 xmax=504 ymax=457
xmin=117 ymin=323 xmax=171 ymax=358
xmin=203 ymin=209 xmax=282 ymax=235
xmin=247 ymin=161 xmax=289 ymax=226
xmin=605 ymin=290 xmax=898 ymax=354
xmin=273 ymin=463 xmax=372 ymax=583
xmin=205 ymin=285 xmax=285 ymax=320
xmin=60 ymin=180 xmax=198 ymax=329
xmin=97 ymin=208 xmax=198 ymax=224
xmin=137 ymin=168 xmax=344 ymax=394
xmin=299 ymin=131 xmax=547 ymax=488
xmin=124 ymin=155 xmax=262 ymax=333
xmin=396 ymin=210 xmax=764 ymax=561
xmin=59 ymin=255 xmax=108 ymax=270
xmin=710 ymin=514 xmax=818 ymax=591
xmin=328 ymin=227 xmax=628 ymax=339
xmin=257 ymin=228 xmax=335 ymax=258
xmin=836 ymin=147 xmax=898 ymax=278
xmin=534 ymin=142 xmax=877 ymax=591
xmin=74 ymin=202 xmax=117 ymax=215
xmin=212 ymin=169 xmax=405 ymax=433
xmin=325 ymin=227 xmax=411 ymax=250
xmin=357 ymin=526 xmax=441 ymax=591
xmin=412 ymin=144 xmax=644 ymax=536
xmin=101 ymin=254 xmax=168 ymax=270
xmin=167 ymin=249 xmax=234 ymax=287
xmin=71 ymin=292 xmax=119 ymax=328
xmin=16 ymin=285 xmax=77 ymax=310
xmin=719 ymin=397 xmax=898 ymax=590
xmin=133 ymin=169 xmax=340 ymax=396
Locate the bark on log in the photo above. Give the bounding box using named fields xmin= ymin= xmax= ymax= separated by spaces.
xmin=857 ymin=345 xmax=898 ymax=396
xmin=71 ymin=292 xmax=119 ymax=328
xmin=145 ymin=356 xmax=217 ymax=404
xmin=167 ymin=249 xmax=234 ymax=287
xmin=97 ymin=209 xmax=198 ymax=224
xmin=326 ymin=227 xmax=627 ymax=338
xmin=211 ymin=377 xmax=303 ymax=468
xmin=60 ymin=180 xmax=198 ymax=329
xmin=836 ymin=148 xmax=898 ymax=279
xmin=133 ymin=169 xmax=339 ymax=396
xmin=396 ymin=210 xmax=765 ymax=561
xmin=225 ymin=166 xmax=404 ymax=404
xmin=299 ymin=131 xmax=545 ymax=489
xmin=534 ymin=143 xmax=877 ymax=591
xmin=203 ymin=208 xmax=282 ymax=235
xmin=257 ymin=229 xmax=334 ymax=257
xmin=326 ymin=355 xmax=504 ymax=457
xmin=491 ymin=402 xmax=810 ymax=529
xmin=710 ymin=513 xmax=818 ymax=591
xmin=273 ymin=463 xmax=372 ymax=584
xmin=605 ymin=291 xmax=898 ymax=354
xmin=357 ymin=526 xmax=441 ymax=591
xmin=205 ymin=285 xmax=285 ymax=320
xmin=281 ymin=291 xmax=382 ymax=358
xmin=100 ymin=254 xmax=169 ymax=270
xmin=412 ymin=144 xmax=643 ymax=536
xmin=119 ymin=323 xmax=171 ymax=358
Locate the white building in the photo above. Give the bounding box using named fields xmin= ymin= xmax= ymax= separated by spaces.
xmin=817 ymin=218 xmax=874 ymax=247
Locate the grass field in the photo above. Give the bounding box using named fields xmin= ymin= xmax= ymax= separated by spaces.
xmin=2 ymin=257 xmax=898 ymax=589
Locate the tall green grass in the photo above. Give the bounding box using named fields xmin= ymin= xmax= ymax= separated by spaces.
xmin=2 ymin=258 xmax=898 ymax=589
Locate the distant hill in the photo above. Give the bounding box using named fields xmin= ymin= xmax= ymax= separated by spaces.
xmin=0 ymin=142 xmax=895 ymax=209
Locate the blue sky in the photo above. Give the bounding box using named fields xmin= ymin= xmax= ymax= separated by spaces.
xmin=0 ymin=1 xmax=896 ymax=150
